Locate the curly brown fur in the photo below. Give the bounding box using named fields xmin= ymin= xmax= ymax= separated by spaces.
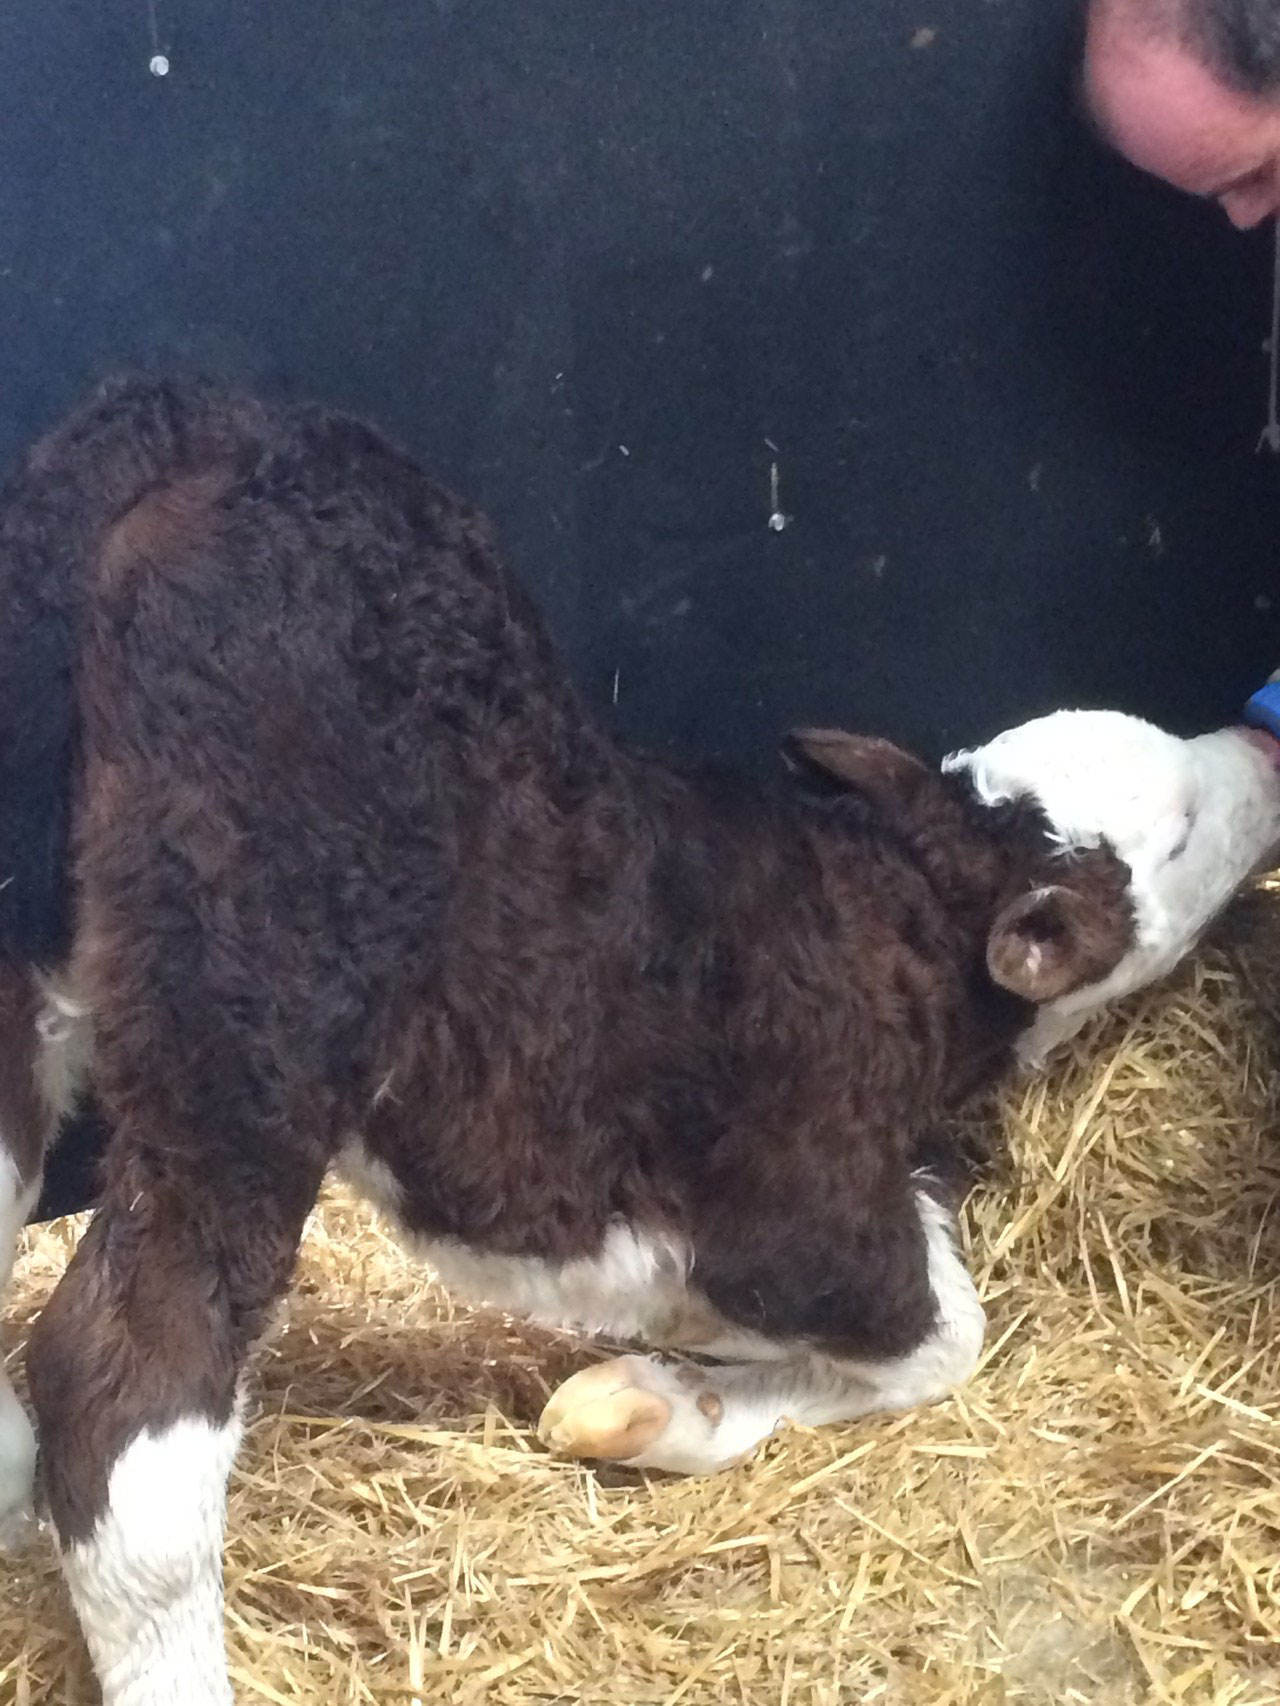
xmin=0 ymin=380 xmax=1135 ymax=1554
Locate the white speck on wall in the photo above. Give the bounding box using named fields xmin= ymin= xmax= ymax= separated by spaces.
xmin=1258 ymin=218 xmax=1280 ymax=453
xmin=767 ymin=453 xmax=791 ymax=532
xmin=146 ymin=0 xmax=170 ymax=78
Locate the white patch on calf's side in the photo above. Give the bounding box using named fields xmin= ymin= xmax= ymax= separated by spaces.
xmin=332 ymin=1135 xmax=404 ymax=1219
xmin=335 ymin=1132 xmax=692 ymax=1339
xmin=62 ymin=1405 xmax=242 ymax=1706
xmin=0 ymin=1145 xmax=40 ymax=1548
xmin=331 ymin=1138 xmax=783 ymax=1353
xmin=420 ymin=1222 xmax=694 ymax=1342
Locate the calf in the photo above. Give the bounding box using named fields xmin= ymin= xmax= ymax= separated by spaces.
xmin=0 ymin=378 xmax=1276 ymax=1706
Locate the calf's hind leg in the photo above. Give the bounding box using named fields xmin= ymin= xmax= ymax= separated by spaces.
xmin=27 ymin=1123 xmax=325 ymax=1706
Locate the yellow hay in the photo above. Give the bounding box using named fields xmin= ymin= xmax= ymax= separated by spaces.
xmin=4 ymin=884 xmax=1280 ymax=1705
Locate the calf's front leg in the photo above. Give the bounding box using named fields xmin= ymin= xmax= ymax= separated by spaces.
xmin=539 ymin=1191 xmax=984 ymax=1475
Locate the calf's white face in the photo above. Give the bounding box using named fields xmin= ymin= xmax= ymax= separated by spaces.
xmin=946 ymin=709 xmax=1280 ymax=1063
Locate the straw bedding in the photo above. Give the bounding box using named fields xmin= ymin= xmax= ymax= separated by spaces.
xmin=3 ymin=883 xmax=1280 ymax=1706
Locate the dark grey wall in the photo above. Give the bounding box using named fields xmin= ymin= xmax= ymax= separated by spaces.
xmin=2 ymin=0 xmax=1278 ymax=775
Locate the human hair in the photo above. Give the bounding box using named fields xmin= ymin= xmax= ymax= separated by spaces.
xmin=1114 ymin=0 xmax=1280 ymax=95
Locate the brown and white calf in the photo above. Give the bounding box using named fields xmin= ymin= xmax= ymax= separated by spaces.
xmin=0 ymin=378 xmax=1276 ymax=1706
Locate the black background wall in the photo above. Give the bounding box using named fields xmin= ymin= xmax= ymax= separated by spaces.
xmin=2 ymin=0 xmax=1278 ymax=777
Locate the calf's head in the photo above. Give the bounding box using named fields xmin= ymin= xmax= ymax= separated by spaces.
xmin=786 ymin=707 xmax=1280 ymax=1067
xmin=946 ymin=709 xmax=1280 ymax=1062
xmin=785 ymin=724 xmax=1145 ymax=1066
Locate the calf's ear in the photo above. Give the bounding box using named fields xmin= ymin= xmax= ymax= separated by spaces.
xmin=782 ymin=728 xmax=928 ymax=798
xmin=986 ymin=883 xmax=1132 ymax=1003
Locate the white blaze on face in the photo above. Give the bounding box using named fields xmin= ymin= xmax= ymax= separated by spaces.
xmin=946 ymin=709 xmax=1280 ymax=1056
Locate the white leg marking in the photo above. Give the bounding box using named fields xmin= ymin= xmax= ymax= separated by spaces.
xmin=64 ymin=1406 xmax=242 ymax=1706
xmin=817 ymin=1189 xmax=986 ymax=1416
xmin=540 ymin=1192 xmax=985 ymax=1477
xmin=0 ymin=1146 xmax=40 ymax=1549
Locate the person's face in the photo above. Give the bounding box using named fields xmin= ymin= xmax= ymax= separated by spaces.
xmin=1084 ymin=0 xmax=1280 ymax=227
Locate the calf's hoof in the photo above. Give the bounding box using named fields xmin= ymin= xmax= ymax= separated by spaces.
xmin=538 ymin=1354 xmax=754 ymax=1476
xmin=539 ymin=1357 xmax=674 ymax=1462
